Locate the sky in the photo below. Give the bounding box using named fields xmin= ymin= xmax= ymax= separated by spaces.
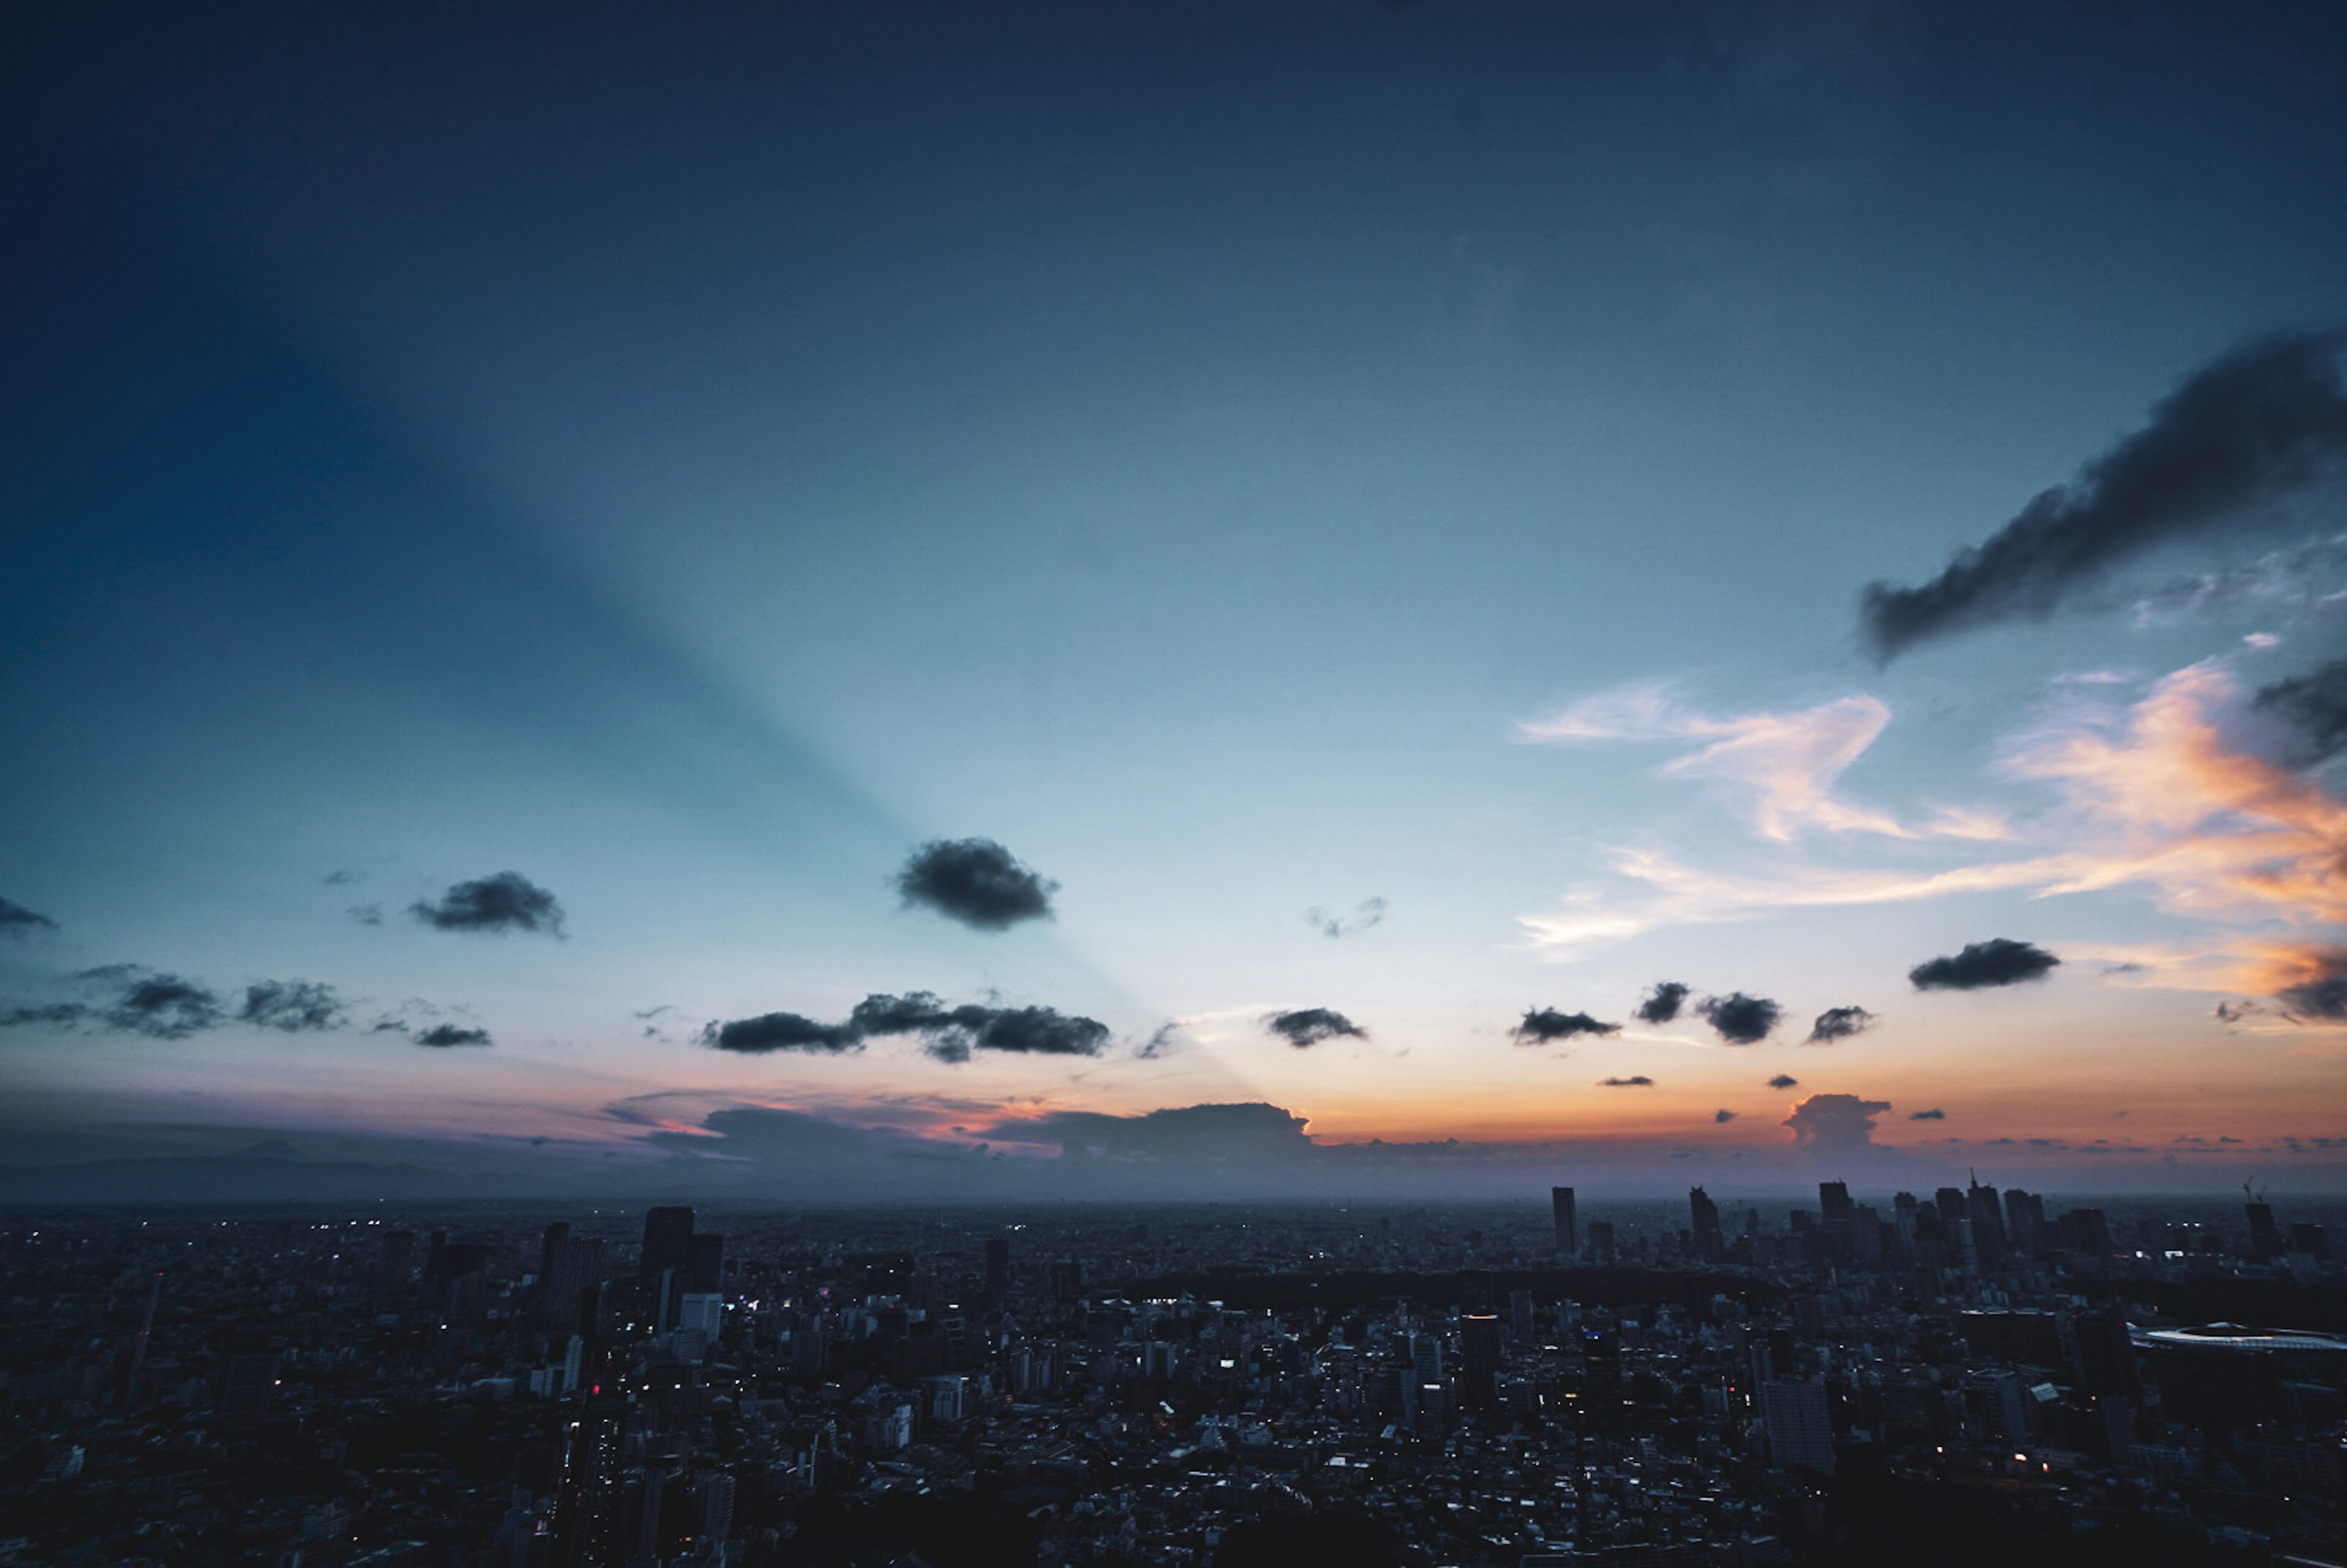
xmin=4 ymin=0 xmax=2346 ymax=1202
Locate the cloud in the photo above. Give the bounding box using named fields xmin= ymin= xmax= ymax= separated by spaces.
xmin=1522 ymin=684 xmax=1979 ymax=841
xmin=410 ymin=871 xmax=566 ymax=936
xmin=1136 ymin=1022 xmax=1189 ymax=1059
xmin=1860 ymin=329 xmax=2347 ymax=660
xmin=1511 ymin=1007 xmax=1620 ymax=1043
xmin=0 ymin=897 xmax=57 ymax=937
xmin=1909 ymin=938 xmax=2061 ymax=991
xmin=1767 ymin=1074 xmax=1799 ymax=1090
xmin=0 ymin=1003 xmax=87 ymax=1029
xmin=2253 ymin=656 xmax=2347 ymax=766
xmin=413 ymin=1024 xmax=493 ymax=1048
xmin=238 ymin=980 xmax=347 ymax=1032
xmin=1264 ymin=1008 xmax=1367 ymax=1048
xmin=1634 ymin=981 xmax=1691 ymax=1025
xmin=699 ymin=991 xmax=1111 ymax=1063
xmin=700 ymin=1012 xmax=864 ymax=1055
xmin=1782 ymin=1093 xmax=1892 ymax=1147
xmin=1805 ymin=1004 xmax=1877 ymax=1044
xmin=987 ymin=1102 xmax=1315 ymax=1162
xmin=1714 ymin=1108 xmax=1738 ymax=1123
xmin=1600 ymin=1075 xmax=1656 ymax=1087
xmin=348 ymin=904 xmax=383 ymax=926
xmin=894 ymin=838 xmax=1056 ymax=930
xmin=2270 ymin=950 xmax=2347 ymax=1020
xmin=1306 ymin=898 xmax=1386 ymax=939
xmin=1908 ymin=1108 xmax=1947 ymax=1121
xmin=2213 ymin=999 xmax=2264 ymax=1024
xmin=53 ymin=966 xmax=224 ymax=1039
xmin=1697 ymin=991 xmax=1781 ymax=1044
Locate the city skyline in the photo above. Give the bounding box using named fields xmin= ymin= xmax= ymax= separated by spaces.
xmin=7 ymin=1 xmax=2347 ymax=1200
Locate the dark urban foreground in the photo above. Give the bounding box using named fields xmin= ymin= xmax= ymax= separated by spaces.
xmin=1 ymin=1184 xmax=2343 ymax=1566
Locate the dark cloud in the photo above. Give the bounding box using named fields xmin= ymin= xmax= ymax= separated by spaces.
xmin=991 ymin=1102 xmax=1315 ymax=1162
xmin=1697 ymin=992 xmax=1780 ymax=1044
xmin=1767 ymin=1074 xmax=1799 ymax=1090
xmin=1713 ymin=1108 xmax=1738 ymax=1124
xmin=1805 ymin=1005 xmax=1877 ymax=1044
xmin=0 ymin=897 xmax=58 ymax=937
xmin=700 ymin=1011 xmax=864 ymax=1055
xmin=1511 ymin=1007 xmax=1620 ymax=1043
xmin=348 ymin=904 xmax=383 ymax=926
xmin=413 ymin=1024 xmax=492 ymax=1048
xmin=2275 ymin=955 xmax=2347 ymax=1020
xmin=410 ymin=871 xmax=566 ymax=936
xmin=1908 ymin=1108 xmax=1947 ymax=1121
xmin=1860 ymin=331 xmax=2347 ymax=661
xmin=1264 ymin=1008 xmax=1367 ymax=1049
xmin=76 ymin=967 xmax=225 ymax=1039
xmin=321 ymin=869 xmax=360 ymax=886
xmin=2214 ymin=1000 xmax=2264 ymax=1024
xmin=894 ymin=838 xmax=1056 ymax=931
xmin=1306 ymin=897 xmax=1386 ymax=939
xmin=238 ymin=980 xmax=347 ymax=1033
xmin=0 ymin=1003 xmax=87 ymax=1029
xmin=1136 ymin=1022 xmax=1188 ymax=1060
xmin=1908 ymin=937 xmax=2061 ymax=991
xmin=1782 ymin=1093 xmax=1892 ymax=1148
xmin=2255 ymin=656 xmax=2347 ymax=766
xmin=1600 ymin=1075 xmax=1655 ymax=1087
xmin=1634 ymin=981 xmax=1691 ymax=1025
xmin=700 ymin=991 xmax=1109 ymax=1063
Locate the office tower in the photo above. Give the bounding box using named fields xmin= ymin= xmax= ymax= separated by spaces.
xmin=2004 ymin=1189 xmax=2047 ymax=1258
xmin=1966 ymin=1176 xmax=2007 ymax=1267
xmin=2057 ymin=1207 xmax=2113 ymax=1256
xmin=687 ymin=1231 xmax=724 ymax=1293
xmin=640 ymin=1207 xmax=695 ymax=1284
xmin=1049 ymin=1260 xmax=1083 ymax=1302
xmin=2246 ymin=1198 xmax=2284 ymax=1259
xmin=1551 ymin=1187 xmax=1578 ymax=1255
xmin=1460 ymin=1314 xmax=1503 ymax=1409
xmin=1818 ymin=1181 xmax=1853 ymax=1223
xmin=1508 ymin=1288 xmax=1536 ymax=1343
xmin=547 ymin=1237 xmax=607 ymax=1330
xmin=1689 ymin=1187 xmax=1724 ymax=1263
xmin=1934 ymin=1188 xmax=1966 ymax=1229
xmin=1585 ymin=1220 xmax=1616 ymax=1261
xmin=1759 ymin=1380 xmax=1835 ymax=1475
xmin=984 ymin=1237 xmax=1011 ymax=1304
xmin=540 ymin=1222 xmax=571 ymax=1288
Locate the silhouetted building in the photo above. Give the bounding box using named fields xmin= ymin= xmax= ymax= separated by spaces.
xmin=640 ymin=1207 xmax=694 ymax=1284
xmin=687 ymin=1231 xmax=724 ymax=1292
xmin=1551 ymin=1187 xmax=1578 ymax=1255
xmin=2058 ymin=1207 xmax=2113 ymax=1257
xmin=1966 ymin=1176 xmax=2007 ymax=1269
xmin=985 ymin=1237 xmax=1011 ymax=1303
xmin=2003 ymin=1189 xmax=2046 ymax=1258
xmin=2246 ymin=1198 xmax=2284 ymax=1259
xmin=1460 ymin=1313 xmax=1503 ymax=1408
xmin=1760 ymin=1380 xmax=1834 ymax=1475
xmin=1689 ymin=1187 xmax=1724 ymax=1263
xmin=1585 ymin=1220 xmax=1616 ymax=1262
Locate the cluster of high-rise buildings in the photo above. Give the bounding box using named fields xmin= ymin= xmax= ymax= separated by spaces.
xmin=0 ymin=1185 xmax=2340 ymax=1566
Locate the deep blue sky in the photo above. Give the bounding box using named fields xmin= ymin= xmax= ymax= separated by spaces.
xmin=4 ymin=1 xmax=2345 ymax=1198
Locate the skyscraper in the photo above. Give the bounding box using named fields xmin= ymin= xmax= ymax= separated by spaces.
xmin=984 ymin=1237 xmax=1010 ymax=1304
xmin=1551 ymin=1187 xmax=1578 ymax=1256
xmin=1966 ymin=1176 xmax=2007 ymax=1268
xmin=1689 ymin=1187 xmax=1724 ymax=1263
xmin=687 ymin=1232 xmax=724 ymax=1293
xmin=1460 ymin=1314 xmax=1503 ymax=1409
xmin=1760 ymin=1380 xmax=1835 ymax=1475
xmin=640 ymin=1207 xmax=694 ymax=1285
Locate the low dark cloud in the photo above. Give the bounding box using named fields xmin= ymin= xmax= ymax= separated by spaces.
xmin=78 ymin=967 xmax=225 ymax=1039
xmin=0 ymin=1003 xmax=87 ymax=1029
xmin=1136 ymin=1022 xmax=1188 ymax=1060
xmin=1634 ymin=981 xmax=1691 ymax=1025
xmin=239 ymin=980 xmax=347 ymax=1033
xmin=1909 ymin=937 xmax=2061 ymax=991
xmin=1512 ymin=1008 xmax=1620 ymax=1043
xmin=1767 ymin=1073 xmax=1799 ymax=1090
xmin=700 ymin=1012 xmax=864 ymax=1055
xmin=0 ymin=897 xmax=57 ymax=937
xmin=1265 ymin=1008 xmax=1367 ymax=1049
xmin=991 ymin=1102 xmax=1315 ymax=1162
xmin=1859 ymin=331 xmax=2347 ymax=661
xmin=2275 ymin=955 xmax=2347 ymax=1020
xmin=1805 ymin=1005 xmax=1877 ymax=1044
xmin=1782 ymin=1093 xmax=1892 ymax=1148
xmin=1713 ymin=1108 xmax=1738 ymax=1124
xmin=894 ymin=838 xmax=1056 ymax=930
xmin=1697 ymin=992 xmax=1780 ymax=1044
xmin=699 ymin=991 xmax=1111 ymax=1063
xmin=2255 ymin=657 xmax=2347 ymax=767
xmin=413 ymin=1024 xmax=493 ymax=1048
xmin=1307 ymin=898 xmax=1386 ymax=939
xmin=1600 ymin=1075 xmax=1655 ymax=1087
xmin=410 ymin=871 xmax=566 ymax=936
xmin=1908 ymin=1108 xmax=1947 ymax=1121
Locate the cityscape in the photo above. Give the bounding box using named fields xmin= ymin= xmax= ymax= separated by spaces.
xmin=2 ymin=1184 xmax=2341 ymax=1565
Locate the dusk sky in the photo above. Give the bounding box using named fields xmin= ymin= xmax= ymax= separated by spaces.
xmin=6 ymin=0 xmax=2346 ymax=1200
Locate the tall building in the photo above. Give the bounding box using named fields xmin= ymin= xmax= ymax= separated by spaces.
xmin=547 ymin=1237 xmax=607 ymax=1330
xmin=1759 ymin=1380 xmax=1835 ymax=1475
xmin=1817 ymin=1181 xmax=1853 ymax=1224
xmin=984 ymin=1237 xmax=1011 ymax=1304
xmin=1689 ymin=1187 xmax=1724 ymax=1263
xmin=1966 ymin=1176 xmax=2007 ymax=1268
xmin=640 ymin=1207 xmax=694 ymax=1284
xmin=686 ymin=1232 xmax=725 ymax=1293
xmin=1551 ymin=1187 xmax=1578 ymax=1255
xmin=2246 ymin=1198 xmax=2284 ymax=1259
xmin=539 ymin=1222 xmax=571 ymax=1288
xmin=2004 ymin=1190 xmax=2047 ymax=1258
xmin=1460 ymin=1314 xmax=1504 ymax=1409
